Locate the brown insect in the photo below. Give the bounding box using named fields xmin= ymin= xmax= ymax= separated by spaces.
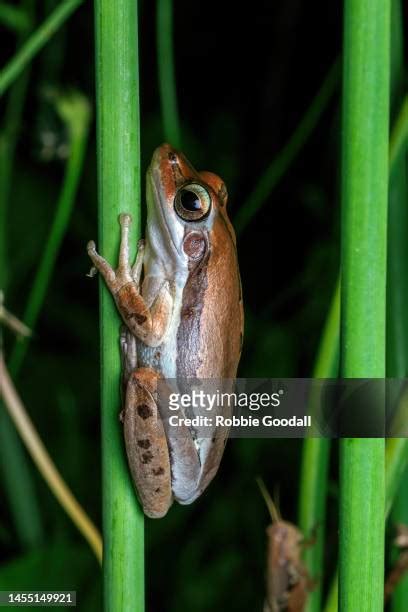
xmin=258 ymin=478 xmax=313 ymax=612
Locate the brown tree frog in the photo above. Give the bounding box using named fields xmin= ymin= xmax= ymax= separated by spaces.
xmin=88 ymin=144 xmax=243 ymax=517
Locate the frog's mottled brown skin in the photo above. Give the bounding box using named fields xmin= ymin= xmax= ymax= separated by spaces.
xmin=88 ymin=144 xmax=244 ymax=518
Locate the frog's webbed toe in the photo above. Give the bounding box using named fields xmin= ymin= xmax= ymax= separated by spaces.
xmin=87 ymin=240 xmax=116 ymax=283
xmin=87 ymin=214 xmax=136 ymax=294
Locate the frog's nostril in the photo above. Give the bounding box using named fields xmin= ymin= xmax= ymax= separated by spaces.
xmin=150 ymin=143 xmax=175 ymax=166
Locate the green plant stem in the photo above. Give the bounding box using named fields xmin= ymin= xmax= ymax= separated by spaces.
xmin=8 ymin=92 xmax=91 ymax=376
xmin=0 ymin=0 xmax=83 ymax=97
xmin=157 ymin=0 xmax=181 ymax=148
xmin=324 ymin=438 xmax=408 ymax=612
xmin=339 ymin=441 xmax=385 ymax=610
xmin=298 ymin=281 xmax=339 ymax=612
xmin=234 ymin=58 xmax=340 ymax=236
xmin=94 ymin=1 xmax=144 ymax=610
xmin=339 ymin=2 xmax=390 ymax=611
xmin=298 ymin=438 xmax=330 ymax=612
xmin=312 ymin=279 xmax=340 ymax=380
xmin=385 ymin=438 xmax=408 ymax=518
xmin=389 ymin=97 xmax=408 ymax=177
xmin=316 ymin=39 xmax=408 ymax=612
xmin=387 ymin=96 xmax=408 ymax=381
xmin=390 ymin=0 xmax=404 ymax=108
xmin=300 ymin=32 xmax=408 ymax=606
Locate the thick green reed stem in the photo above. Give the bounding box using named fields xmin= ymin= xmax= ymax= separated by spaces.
xmin=303 ymin=8 xmax=408 ymax=606
xmin=321 ymin=74 xmax=408 ymax=612
xmin=323 ymin=143 xmax=408 ymax=612
xmin=339 ymin=1 xmax=390 ymax=611
xmin=94 ymin=1 xmax=144 ymax=610
xmin=324 ymin=438 xmax=408 ymax=612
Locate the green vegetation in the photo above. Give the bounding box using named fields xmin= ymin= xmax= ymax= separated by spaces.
xmin=0 ymin=1 xmax=407 ymax=610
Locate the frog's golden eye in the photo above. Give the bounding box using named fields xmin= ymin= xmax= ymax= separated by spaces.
xmin=174 ymin=183 xmax=211 ymax=221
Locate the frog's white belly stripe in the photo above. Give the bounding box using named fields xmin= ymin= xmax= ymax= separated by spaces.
xmin=159 ymin=281 xmax=185 ymax=378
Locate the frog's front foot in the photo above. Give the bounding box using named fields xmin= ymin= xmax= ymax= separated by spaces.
xmin=87 ymin=213 xmax=135 ymax=294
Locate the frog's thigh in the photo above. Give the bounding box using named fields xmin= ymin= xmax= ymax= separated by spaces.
xmin=123 ymin=367 xmax=172 ymax=518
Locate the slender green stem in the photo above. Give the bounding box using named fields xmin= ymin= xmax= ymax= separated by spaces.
xmin=300 ymin=27 xmax=408 ymax=603
xmin=339 ymin=2 xmax=390 ymax=611
xmin=386 ymin=438 xmax=408 ymax=518
xmin=8 ymin=91 xmax=91 ymax=376
xmin=390 ymin=0 xmax=404 ymax=107
xmin=157 ymin=0 xmax=181 ymax=148
xmin=312 ymin=280 xmax=340 ymax=380
xmin=94 ymin=1 xmax=144 ymax=609
xmin=0 ymin=414 xmax=43 ymax=547
xmin=389 ymin=97 xmax=408 ymax=175
xmin=234 ymin=58 xmax=340 ymax=236
xmin=298 ymin=281 xmax=339 ymax=612
xmin=0 ymin=0 xmax=83 ymax=97
xmin=387 ymin=96 xmax=408 ymax=381
xmin=324 ymin=438 xmax=408 ymax=612
xmin=298 ymin=438 xmax=330 ymax=612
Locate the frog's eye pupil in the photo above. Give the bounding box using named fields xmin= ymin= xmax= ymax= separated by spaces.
xmin=179 ymin=189 xmax=201 ymax=212
xmin=174 ymin=183 xmax=211 ymax=221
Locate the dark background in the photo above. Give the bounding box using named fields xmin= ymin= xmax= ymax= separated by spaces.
xmin=1 ymin=0 xmax=347 ymax=610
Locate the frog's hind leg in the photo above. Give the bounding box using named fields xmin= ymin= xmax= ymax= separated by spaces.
xmin=123 ymin=367 xmax=173 ymax=518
